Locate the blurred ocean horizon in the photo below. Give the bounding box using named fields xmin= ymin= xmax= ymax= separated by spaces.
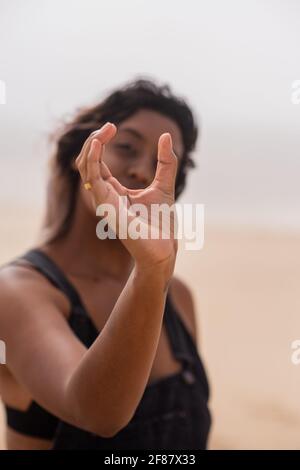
xmin=0 ymin=120 xmax=299 ymax=232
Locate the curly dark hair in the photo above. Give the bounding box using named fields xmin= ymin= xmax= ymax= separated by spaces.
xmin=39 ymin=77 xmax=199 ymax=245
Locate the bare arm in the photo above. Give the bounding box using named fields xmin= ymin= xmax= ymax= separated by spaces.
xmin=0 ymin=262 xmax=169 ymax=438
xmin=67 ymin=261 xmax=171 ymax=436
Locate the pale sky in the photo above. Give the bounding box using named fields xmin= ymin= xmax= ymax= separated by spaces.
xmin=0 ymin=0 xmax=299 ymax=228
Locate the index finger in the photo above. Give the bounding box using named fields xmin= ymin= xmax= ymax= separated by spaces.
xmin=75 ymin=122 xmax=117 ymax=169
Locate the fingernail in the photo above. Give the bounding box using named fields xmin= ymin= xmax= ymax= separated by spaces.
xmin=101 ymin=122 xmax=112 ymax=132
xmin=165 ymin=133 xmax=172 ymax=147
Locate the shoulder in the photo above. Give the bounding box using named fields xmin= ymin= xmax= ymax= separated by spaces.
xmin=0 ymin=260 xmax=49 ymax=298
xmin=0 ymin=260 xmax=70 ymax=322
xmin=168 ymin=276 xmax=198 ymax=345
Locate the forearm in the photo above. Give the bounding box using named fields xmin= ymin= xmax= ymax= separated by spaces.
xmin=66 ymin=262 xmax=170 ymax=437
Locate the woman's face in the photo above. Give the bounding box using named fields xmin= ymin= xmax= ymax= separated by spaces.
xmin=104 ymin=109 xmax=184 ymax=189
xmin=80 ymin=108 xmax=184 ymax=213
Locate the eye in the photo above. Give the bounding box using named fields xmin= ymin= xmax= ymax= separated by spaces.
xmin=118 ymin=143 xmax=133 ymax=150
xmin=115 ymin=143 xmax=137 ymax=156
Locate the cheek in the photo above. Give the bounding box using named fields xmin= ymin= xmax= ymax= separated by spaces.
xmin=102 ymin=150 xmax=126 ymax=177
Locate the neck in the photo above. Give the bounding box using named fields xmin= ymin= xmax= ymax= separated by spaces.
xmin=38 ymin=194 xmax=134 ymax=282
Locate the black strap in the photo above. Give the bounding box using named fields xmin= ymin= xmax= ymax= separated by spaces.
xmin=5 ymin=402 xmax=58 ymax=439
xmin=19 ymin=248 xmax=86 ymax=312
xmin=164 ymin=297 xmax=196 ymax=366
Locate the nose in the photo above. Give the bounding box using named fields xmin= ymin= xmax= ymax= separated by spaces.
xmin=127 ymin=157 xmax=154 ymax=189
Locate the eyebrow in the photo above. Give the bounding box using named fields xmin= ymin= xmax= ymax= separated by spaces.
xmin=118 ymin=127 xmax=145 ymax=141
xmin=118 ymin=127 xmax=181 ymax=157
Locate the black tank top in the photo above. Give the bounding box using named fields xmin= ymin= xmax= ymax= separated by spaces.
xmin=3 ymin=248 xmax=211 ymax=450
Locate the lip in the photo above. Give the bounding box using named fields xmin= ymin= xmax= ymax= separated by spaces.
xmin=124 ymin=181 xmax=148 ymax=190
xmin=128 ymin=185 xmax=146 ymax=190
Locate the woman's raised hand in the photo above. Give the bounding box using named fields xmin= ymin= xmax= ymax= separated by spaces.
xmin=75 ymin=122 xmax=179 ymax=272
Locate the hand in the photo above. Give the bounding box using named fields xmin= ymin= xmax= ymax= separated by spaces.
xmin=75 ymin=122 xmax=179 ymax=272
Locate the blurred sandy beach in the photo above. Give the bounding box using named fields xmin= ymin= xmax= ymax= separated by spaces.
xmin=176 ymin=224 xmax=300 ymax=449
xmin=0 ymin=204 xmax=299 ymax=450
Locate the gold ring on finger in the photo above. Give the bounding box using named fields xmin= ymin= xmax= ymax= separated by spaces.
xmin=84 ymin=182 xmax=92 ymax=190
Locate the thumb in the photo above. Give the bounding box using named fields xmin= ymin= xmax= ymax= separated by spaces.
xmin=152 ymin=133 xmax=178 ymax=195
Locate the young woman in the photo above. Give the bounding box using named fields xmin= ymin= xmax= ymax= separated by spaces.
xmin=0 ymin=79 xmax=211 ymax=450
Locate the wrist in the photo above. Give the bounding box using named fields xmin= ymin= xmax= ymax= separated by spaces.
xmin=133 ymin=256 xmax=176 ymax=292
